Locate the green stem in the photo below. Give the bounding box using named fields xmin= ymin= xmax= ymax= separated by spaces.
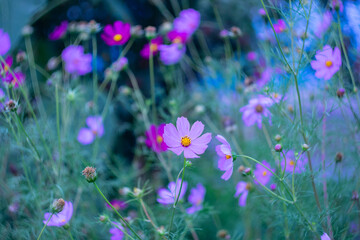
xmin=149 ymin=44 xmax=157 ymax=124
xmin=235 ymin=154 xmax=280 ymax=179
xmin=37 ymin=213 xmax=53 ymax=240
xmin=68 ymin=229 xmax=75 ymax=240
xmin=281 ymin=151 xmax=287 ymax=179
xmin=93 ymin=182 xmax=142 ymax=240
xmin=92 ymin=34 xmax=98 ymax=114
xmin=55 ymin=84 xmax=62 ymax=177
xmin=251 ymin=176 xmax=293 ymax=204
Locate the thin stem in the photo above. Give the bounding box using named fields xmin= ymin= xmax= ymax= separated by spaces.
xmin=55 ymin=84 xmax=62 ymax=177
xmin=92 ymin=34 xmax=98 ymax=113
xmin=68 ymin=229 xmax=75 ymax=240
xmin=149 ymin=45 xmax=157 ymax=124
xmin=235 ymin=154 xmax=280 ymax=179
xmin=139 ymin=199 xmax=158 ymax=230
xmin=281 ymin=151 xmax=287 ymax=179
xmin=37 ymin=213 xmax=53 ymax=240
xmin=93 ymin=182 xmax=142 ymax=240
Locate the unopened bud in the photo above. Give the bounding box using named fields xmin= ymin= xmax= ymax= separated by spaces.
xmin=133 ymin=187 xmax=143 ymax=197
xmin=352 ymin=191 xmax=359 ymax=201
xmin=82 ymin=166 xmax=97 ymax=183
xmin=274 ymin=144 xmax=282 ymax=152
xmin=99 ymin=215 xmax=108 ymax=222
xmin=5 ymin=100 xmax=18 ymax=112
xmin=287 ymin=105 xmax=294 ymax=113
xmin=145 ymin=26 xmax=156 ymax=40
xmin=131 ymin=25 xmax=144 ymax=38
xmin=22 ymin=25 xmax=34 ymax=36
xmin=119 ymin=187 xmax=131 ymax=196
xmin=335 ymin=152 xmax=343 ymax=163
xmin=242 ymin=167 xmax=251 ymax=176
xmin=270 ymin=183 xmax=277 ymax=191
xmin=157 ymin=226 xmax=166 ymax=236
xmin=302 ymin=144 xmax=309 ymax=151
xmin=16 ymin=51 xmax=27 ymax=63
xmin=336 ymin=88 xmax=345 ymax=98
xmin=88 ymin=20 xmax=101 ymax=34
xmin=230 ymin=26 xmax=242 ymax=37
xmin=238 ymin=165 xmax=245 ymax=173
xmin=185 ymin=160 xmax=192 ymax=167
xmin=217 ymin=230 xmax=230 ymax=239
xmin=52 ymin=198 xmax=65 ymax=213
xmin=275 ymin=134 xmax=281 ymax=142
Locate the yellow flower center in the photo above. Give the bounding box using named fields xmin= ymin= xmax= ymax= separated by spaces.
xmin=150 ymin=43 xmax=158 ymax=52
xmin=181 ymin=136 xmax=191 ymax=147
xmin=113 ymin=34 xmax=123 ymax=42
xmin=92 ymin=129 xmax=98 ymax=136
xmin=156 ymin=135 xmax=163 ymax=144
xmin=11 ymin=78 xmax=18 ymax=85
xmin=225 ymin=155 xmax=232 ymax=159
xmin=262 ymin=171 xmax=267 ymax=176
xmin=289 ymin=160 xmax=295 ymax=166
xmin=274 ymin=93 xmax=279 ymax=98
xmin=325 ymin=60 xmax=333 ymax=67
xmin=61 ymin=219 xmax=66 ymax=222
xmin=4 ymin=65 xmax=9 ymax=72
xmin=172 ymin=37 xmax=182 ymax=44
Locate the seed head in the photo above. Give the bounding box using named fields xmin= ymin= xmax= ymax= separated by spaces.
xmin=335 ymin=152 xmax=343 ymax=163
xmin=52 ymin=198 xmax=65 ymax=213
xmin=337 ymin=88 xmax=345 ymax=98
xmin=82 ymin=166 xmax=97 ymax=183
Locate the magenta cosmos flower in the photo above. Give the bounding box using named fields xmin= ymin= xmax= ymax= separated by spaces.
xmin=49 ymin=21 xmax=68 ymax=40
xmin=240 ymin=95 xmax=273 ymax=128
xmin=0 ymin=56 xmax=13 ymax=82
xmin=311 ymin=45 xmax=341 ymax=80
xmin=110 ymin=222 xmax=124 ymax=240
xmin=62 ymin=45 xmax=92 ymax=75
xmin=234 ymin=182 xmax=251 ymax=207
xmin=101 ymin=21 xmax=131 ymax=46
xmin=163 ymin=116 xmax=212 ymax=158
xmin=140 ymin=36 xmax=163 ymax=59
xmin=3 ymin=70 xmax=25 ymax=89
xmin=158 ymin=43 xmax=186 ymax=65
xmin=157 ymin=180 xmax=188 ymax=205
xmin=173 ymin=9 xmax=200 ymax=37
xmin=43 ymin=201 xmax=73 ymax=227
xmin=281 ymin=150 xmax=306 ymax=173
xmin=0 ymin=29 xmax=11 ymax=56
xmin=321 ymin=233 xmax=331 ymax=240
xmin=253 ymin=161 xmax=274 ymax=185
xmin=273 ymin=19 xmax=286 ymax=33
xmin=215 ymin=135 xmax=233 ymax=181
xmin=187 ymin=183 xmax=206 ymax=214
xmin=106 ymin=199 xmax=128 ymax=211
xmin=77 ymin=116 xmax=104 ymax=145
xmin=168 ymin=30 xmax=188 ymax=44
xmin=145 ymin=124 xmax=168 ymax=153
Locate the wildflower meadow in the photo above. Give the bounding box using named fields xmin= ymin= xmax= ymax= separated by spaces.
xmin=1 ymin=0 xmax=360 ymax=239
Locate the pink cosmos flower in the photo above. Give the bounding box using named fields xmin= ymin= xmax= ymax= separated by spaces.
xmin=168 ymin=30 xmax=188 ymax=44
xmin=281 ymin=150 xmax=306 ymax=173
xmin=253 ymin=160 xmax=274 ymax=185
xmin=173 ymin=9 xmax=201 ymax=37
xmin=62 ymin=45 xmax=92 ymax=75
xmin=321 ymin=233 xmax=331 ymax=240
xmin=101 ymin=21 xmax=131 ymax=46
xmin=234 ymin=181 xmax=250 ymax=207
xmin=314 ymin=11 xmax=332 ymax=38
xmin=140 ymin=36 xmax=163 ymax=59
xmin=145 ymin=124 xmax=168 ymax=153
xmin=273 ymin=19 xmax=286 ymax=33
xmin=0 ymin=29 xmax=11 ymax=56
xmin=240 ymin=95 xmax=273 ymax=128
xmin=311 ymin=45 xmax=341 ymax=80
xmin=215 ymin=135 xmax=233 ymax=181
xmin=106 ymin=200 xmax=128 ymax=210
xmin=110 ymin=222 xmax=124 ymax=240
xmin=158 ymin=43 xmax=186 ymax=65
xmin=157 ymin=180 xmax=188 ymax=205
xmin=163 ymin=116 xmax=212 ymax=158
xmin=43 ymin=201 xmax=73 ymax=227
xmin=187 ymin=183 xmax=206 ymax=214
xmin=77 ymin=116 xmax=104 ymax=145
xmin=49 ymin=21 xmax=68 ymax=40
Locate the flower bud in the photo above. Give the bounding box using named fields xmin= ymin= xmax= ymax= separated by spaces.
xmin=5 ymin=100 xmax=18 ymax=112
xmin=159 ymin=22 xmax=172 ymax=34
xmin=52 ymin=198 xmax=65 ymax=213
xmin=274 ymin=144 xmax=282 ymax=152
xmin=119 ymin=187 xmax=131 ymax=196
xmin=238 ymin=165 xmax=245 ymax=173
xmin=335 ymin=152 xmax=343 ymax=163
xmin=131 ymin=25 xmax=144 ymax=38
xmin=82 ymin=166 xmax=97 ymax=183
xmin=352 ymin=191 xmax=359 ymax=201
xmin=16 ymin=51 xmax=27 ymax=63
xmin=258 ymin=8 xmax=266 ymax=16
xmin=145 ymin=26 xmax=156 ymax=40
xmin=88 ymin=20 xmax=101 ymax=34
xmin=22 ymin=25 xmax=34 ymax=36
xmin=230 ymin=26 xmax=242 ymax=37
xmin=287 ymin=105 xmax=294 ymax=113
xmin=270 ymin=183 xmax=277 ymax=191
xmin=99 ymin=215 xmax=108 ymax=222
xmin=185 ymin=160 xmax=193 ymax=167
xmin=302 ymin=144 xmax=309 ymax=151
xmin=275 ymin=134 xmax=281 ymax=142
xmin=157 ymin=226 xmax=166 ymax=236
xmin=242 ymin=167 xmax=251 ymax=176
xmin=337 ymin=88 xmax=345 ymax=98
xmin=217 ymin=230 xmax=230 ymax=239
xmin=133 ymin=187 xmax=143 ymax=197
xmin=47 ymin=57 xmax=60 ymax=71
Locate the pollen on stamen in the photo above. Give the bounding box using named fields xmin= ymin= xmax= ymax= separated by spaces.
xmin=262 ymin=171 xmax=267 ymax=176
xmin=325 ymin=60 xmax=333 ymax=67
xmin=181 ymin=136 xmax=191 ymax=147
xmin=156 ymin=135 xmax=163 ymax=143
xmin=113 ymin=34 xmax=123 ymax=42
xmin=225 ymin=155 xmax=232 ymax=159
xmin=289 ymin=160 xmax=295 ymax=166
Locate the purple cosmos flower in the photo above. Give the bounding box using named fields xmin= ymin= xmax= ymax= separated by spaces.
xmin=270 ymin=183 xmax=277 ymax=191
xmin=173 ymin=9 xmax=200 ymax=37
xmin=145 ymin=124 xmax=168 ymax=153
xmin=258 ymin=8 xmax=266 ymax=16
xmin=49 ymin=21 xmax=68 ymax=40
xmin=110 ymin=222 xmax=124 ymax=240
xmin=256 ymin=67 xmax=272 ymax=88
xmin=273 ymin=19 xmax=286 ymax=33
xmin=168 ymin=30 xmax=188 ymax=44
xmin=140 ymin=36 xmax=163 ymax=59
xmin=163 ymin=116 xmax=212 ymax=158
xmin=77 ymin=116 xmax=104 ymax=145
xmin=62 ymin=45 xmax=92 ymax=75
xmin=0 ymin=29 xmax=11 ymax=56
xmin=43 ymin=201 xmax=73 ymax=227
xmin=234 ymin=182 xmax=250 ymax=207
xmin=187 ymin=183 xmax=206 ymax=214
xmin=3 ymin=71 xmax=25 ymax=88
xmin=314 ymin=11 xmax=332 ymax=38
xmin=101 ymin=21 xmax=131 ymax=46
xmin=106 ymin=200 xmax=128 ymax=211
xmin=112 ymin=57 xmax=128 ymax=72
xmin=240 ymin=95 xmax=273 ymax=128
xmin=158 ymin=43 xmax=186 ymax=65
xmin=215 ymin=135 xmax=233 ymax=181
xmin=311 ymin=45 xmax=341 ymax=80
xmin=246 ymin=52 xmax=257 ymax=61
xmin=281 ymin=150 xmax=306 ymax=173
xmin=253 ymin=161 xmax=274 ymax=185
xmin=270 ymin=93 xmax=283 ymax=103
xmin=157 ymin=180 xmax=188 ymax=205
xmin=321 ymin=233 xmax=331 ymax=240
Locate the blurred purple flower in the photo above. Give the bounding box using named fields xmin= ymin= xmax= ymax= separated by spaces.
xmin=270 ymin=93 xmax=283 ymax=103
xmin=140 ymin=36 xmax=163 ymax=59
xmin=240 ymin=95 xmax=273 ymax=128
xmin=3 ymin=71 xmax=25 ymax=88
xmin=187 ymin=183 xmax=206 ymax=214
xmin=101 ymin=21 xmax=131 ymax=46
xmin=0 ymin=29 xmax=11 ymax=56
xmin=258 ymin=8 xmax=266 ymax=16
xmin=314 ymin=11 xmax=332 ymax=38
xmin=256 ymin=67 xmax=272 ymax=88
xmin=43 ymin=201 xmax=73 ymax=227
xmin=321 ymin=233 xmax=331 ymax=240
xmin=273 ymin=19 xmax=286 ymax=33
xmin=331 ymin=0 xmax=343 ymax=12
xmin=0 ymin=55 xmax=12 ymax=75
xmin=215 ymin=135 xmax=233 ymax=181
xmin=254 ymin=161 xmax=274 ymax=185
xmin=112 ymin=57 xmax=128 ymax=72
xmin=173 ymin=9 xmax=200 ymax=37
xmin=62 ymin=45 xmax=92 ymax=75
xmin=246 ymin=51 xmax=257 ymax=61
xmin=110 ymin=222 xmax=124 ymax=240
xmin=49 ymin=21 xmax=68 ymax=40
xmin=168 ymin=30 xmax=188 ymax=44
xmin=159 ymin=43 xmax=186 ymax=65
xmin=77 ymin=116 xmax=104 ymax=145
xmin=145 ymin=124 xmax=168 ymax=153
xmin=157 ymin=180 xmax=188 ymax=205
xmin=106 ymin=200 xmax=128 ymax=211
xmin=234 ymin=182 xmax=250 ymax=207
xmin=163 ymin=116 xmax=212 ymax=158
xmin=311 ymin=45 xmax=341 ymax=80
xmin=281 ymin=150 xmax=306 ymax=173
